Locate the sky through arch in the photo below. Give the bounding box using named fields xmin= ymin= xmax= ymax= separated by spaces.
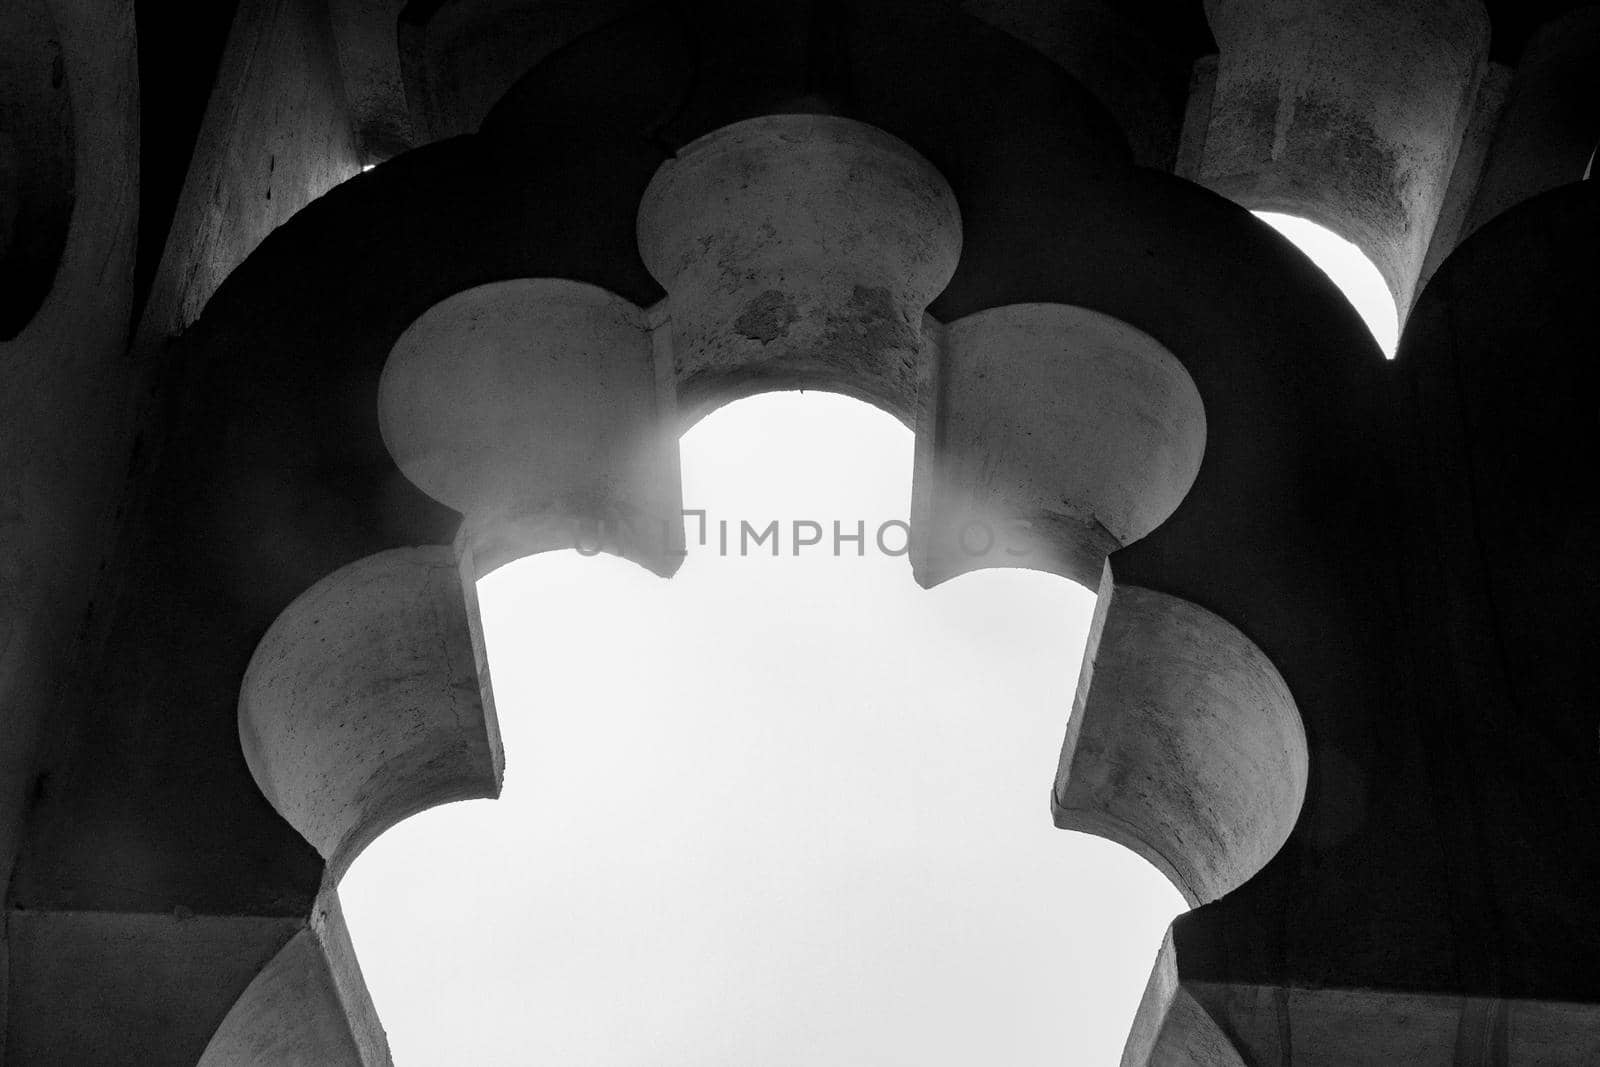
xmin=1254 ymin=211 xmax=1401 ymax=357
xmin=341 ymin=391 xmax=1186 ymax=1065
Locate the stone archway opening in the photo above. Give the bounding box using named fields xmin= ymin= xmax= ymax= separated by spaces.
xmin=338 ymin=390 xmax=1188 ymax=1065
xmin=237 ymin=115 xmax=1309 ymax=1066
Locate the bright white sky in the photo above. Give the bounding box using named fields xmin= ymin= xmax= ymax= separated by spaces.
xmin=1254 ymin=211 xmax=1399 ymax=356
xmin=342 ymin=391 xmax=1185 ymax=1065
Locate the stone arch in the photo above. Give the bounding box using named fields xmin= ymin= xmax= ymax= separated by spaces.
xmin=909 ymin=303 xmax=1207 ymax=590
xmin=222 ymin=111 xmax=1318 ymax=1063
xmin=370 ymin=114 xmax=1299 ymax=923
xmin=1189 ymin=0 xmax=1491 ymax=322
xmin=378 ymin=277 xmax=686 ymax=580
xmin=1053 ymin=572 xmax=1307 ymax=906
xmin=238 ymin=546 xmax=502 ymax=883
xmin=636 ymin=114 xmax=963 ymax=430
xmin=904 ymin=297 xmax=1304 ymax=908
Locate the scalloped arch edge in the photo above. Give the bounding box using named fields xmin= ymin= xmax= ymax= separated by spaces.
xmin=1052 ymin=565 xmax=1308 ymax=907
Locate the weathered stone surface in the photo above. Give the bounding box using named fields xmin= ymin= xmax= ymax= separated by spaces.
xmin=1054 ymin=573 xmax=1305 ymax=908
xmin=239 ymin=546 xmax=502 ymax=881
xmin=911 ymin=303 xmax=1205 ymax=588
xmin=1193 ymin=0 xmax=1491 ymax=317
xmin=380 ymin=278 xmax=684 ymax=577
xmin=4 ymin=2 xmax=1598 ymax=1062
xmin=199 ymin=886 xmax=390 ymax=1067
xmin=638 ymin=114 xmax=961 ymax=426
